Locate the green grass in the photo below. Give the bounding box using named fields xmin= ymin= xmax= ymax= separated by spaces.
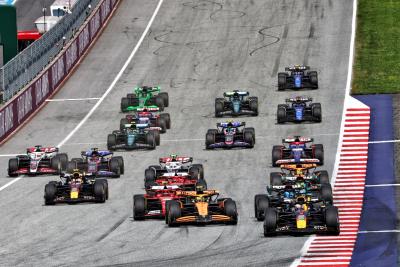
xmin=352 ymin=0 xmax=400 ymax=94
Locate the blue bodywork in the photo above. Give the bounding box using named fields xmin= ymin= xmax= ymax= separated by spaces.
xmin=84 ymin=150 xmax=113 ymax=157
xmin=294 ymin=73 xmax=303 ymax=88
xmin=294 ymin=105 xmax=304 ymax=121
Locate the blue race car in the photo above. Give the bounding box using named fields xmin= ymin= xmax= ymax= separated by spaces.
xmin=271 ymin=136 xmax=324 ymax=167
xmin=277 ymin=97 xmax=321 ymax=123
xmin=205 ymin=121 xmax=255 ymax=149
xmin=67 ymin=148 xmax=124 ymax=178
xmin=278 ymin=65 xmax=318 ymax=90
xmin=215 ymin=90 xmax=258 ymax=117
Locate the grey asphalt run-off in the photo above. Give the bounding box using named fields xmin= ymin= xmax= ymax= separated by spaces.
xmin=0 ymin=0 xmax=353 ymax=266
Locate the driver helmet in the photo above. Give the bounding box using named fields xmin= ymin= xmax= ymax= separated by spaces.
xmin=295 ymin=203 xmax=301 ymax=210
xmin=34 ymin=145 xmax=42 ymax=152
xmin=295 ymin=96 xmax=302 ymax=102
xmin=196 ymin=184 xmax=205 ymax=194
xmin=170 ymin=154 xmax=178 ymax=162
xmin=233 ymin=92 xmax=239 ymax=99
xmin=283 ymin=191 xmax=294 ymax=199
xmin=166 ymin=161 xmax=181 ymax=172
xmin=226 ymin=120 xmax=234 ymax=128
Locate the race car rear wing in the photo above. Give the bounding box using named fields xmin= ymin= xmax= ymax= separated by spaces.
xmin=159 ymin=156 xmax=193 ymax=164
xmin=217 ymin=121 xmax=245 ymax=128
xmin=282 ymin=136 xmax=314 ymax=143
xmin=134 ymin=86 xmax=161 ymax=94
xmin=223 ymin=91 xmax=249 ymax=97
xmin=136 ymin=107 xmax=160 ymax=112
xmin=285 ymin=66 xmax=310 ymax=71
xmin=275 ymin=158 xmax=320 ymax=165
xmin=279 ymin=163 xmax=318 ymax=170
xmin=285 ymin=96 xmax=313 ymax=103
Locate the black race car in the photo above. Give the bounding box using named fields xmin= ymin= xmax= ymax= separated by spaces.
xmin=107 ymin=123 xmax=158 ymax=151
xmin=215 ymin=90 xmax=258 ymax=117
xmin=271 ymin=136 xmax=324 ymax=167
xmin=44 ymin=171 xmax=108 ymax=205
xmin=278 ymin=65 xmax=318 ymax=90
xmin=277 ymin=97 xmax=321 ymax=123
xmin=205 ymin=121 xmax=255 ymax=149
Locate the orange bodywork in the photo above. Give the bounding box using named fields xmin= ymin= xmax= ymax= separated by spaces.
xmin=195 ymin=202 xmax=209 ymax=216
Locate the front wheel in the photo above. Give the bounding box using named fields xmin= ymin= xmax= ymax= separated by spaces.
xmin=8 ymin=158 xmax=19 ymax=177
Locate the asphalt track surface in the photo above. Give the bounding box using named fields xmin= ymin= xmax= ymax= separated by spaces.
xmin=15 ymin=0 xmax=54 ymax=30
xmin=0 ymin=0 xmax=353 ymax=266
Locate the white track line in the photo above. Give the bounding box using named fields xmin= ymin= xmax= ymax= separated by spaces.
xmin=365 ymin=184 xmax=400 ymax=187
xmin=368 ymin=139 xmax=400 ymax=144
xmin=358 ymin=230 xmax=400 ymax=234
xmin=46 ymin=98 xmax=101 ymax=102
xmin=0 ymin=0 xmax=165 ymax=193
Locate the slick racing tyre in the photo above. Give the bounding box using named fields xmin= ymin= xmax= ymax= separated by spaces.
xmin=244 ymin=130 xmax=254 ymax=148
xmin=309 ymin=71 xmax=318 ymax=88
xmin=321 ymin=184 xmax=333 ymax=204
xmin=318 ymin=170 xmax=329 ymax=184
xmin=191 ymin=164 xmax=204 ymax=179
xmin=158 ymin=118 xmax=167 ymax=134
xmin=325 ymin=206 xmax=340 ymax=235
xmin=224 ymin=199 xmax=238 ymax=225
xmin=8 ymin=158 xmax=19 ymax=177
xmin=196 ymin=178 xmax=207 ymax=190
xmin=133 ymin=195 xmax=146 ymax=220
xmin=154 ymin=96 xmax=165 ymax=111
xmin=313 ymin=144 xmax=324 ymax=165
xmin=271 ymin=145 xmax=283 ymax=167
xmin=120 ymin=118 xmax=129 ymax=131
xmin=244 ymin=127 xmax=256 ymax=143
xmin=113 ymin=156 xmax=124 ymax=175
xmin=109 ymin=158 xmax=121 ymax=178
xmin=254 ymin=194 xmax=269 ymax=221
xmin=167 ymin=201 xmax=181 ymax=227
xmin=215 ymin=98 xmax=224 ymax=118
xmin=311 ymin=103 xmax=322 ymax=122
xmin=189 ymin=167 xmax=200 ymax=180
xmin=277 ymin=105 xmax=287 ymax=123
xmin=57 ymin=153 xmax=68 ymax=171
xmin=263 ymin=208 xmax=278 ymax=237
xmin=98 ymin=179 xmax=109 ymax=199
xmin=50 ymin=156 xmax=61 ymax=173
xmin=44 ymin=183 xmax=57 ymax=205
xmin=121 ymin=97 xmax=129 ymax=112
xmin=205 ymin=132 xmax=215 ymax=149
xmin=160 ymin=113 xmax=171 ymax=129
xmin=278 ymin=73 xmax=287 ymax=90
xmin=127 ymin=93 xmax=136 ymax=99
xmin=146 ymin=131 xmax=156 ymax=149
xmin=158 ymin=92 xmax=169 ymax=107
xmin=107 ymin=134 xmax=117 ymax=151
xmin=248 ymin=97 xmax=258 ymax=116
xmin=94 ymin=181 xmax=106 ymax=203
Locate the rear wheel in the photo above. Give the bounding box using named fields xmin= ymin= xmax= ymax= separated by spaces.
xmin=244 ymin=131 xmax=254 ymax=148
xmin=57 ymin=153 xmax=68 ymax=171
xmin=309 ymin=71 xmax=318 ymax=88
xmin=311 ymin=103 xmax=322 ymax=122
xmin=127 ymin=93 xmax=136 ymax=99
xmin=224 ymin=199 xmax=238 ymax=224
xmin=146 ymin=132 xmax=156 ymax=149
xmin=44 ymin=183 xmax=57 ymax=205
xmin=158 ymin=118 xmax=167 ymax=133
xmin=215 ymin=99 xmax=224 ymax=117
xmin=167 ymin=201 xmax=181 ymax=227
xmin=151 ymin=130 xmax=160 ymax=146
xmin=8 ymin=158 xmax=19 ymax=177
xmin=277 ymin=106 xmax=286 ymax=123
xmin=113 ymin=156 xmax=124 ymax=174
xmin=120 ymin=118 xmax=129 ymax=131
xmin=264 ymin=208 xmax=278 ymax=237
xmin=189 ymin=167 xmax=200 ymax=180
xmin=67 ymin=161 xmax=77 ymax=173
xmin=196 ymin=178 xmax=208 ymax=190
xmin=272 ymin=145 xmax=283 ymax=167
xmin=254 ymin=194 xmax=269 ymax=221
xmin=313 ymin=144 xmax=324 ymax=165
xmin=94 ymin=181 xmax=106 ymax=203
xmin=325 ymin=206 xmax=340 ymax=235
xmin=50 ymin=156 xmax=61 ymax=172
xmin=155 ymin=96 xmax=165 ymax=111
xmin=191 ymin=164 xmax=204 ymax=179
xmin=109 ymin=158 xmax=121 ymax=178
xmin=270 ymin=172 xmax=283 ymax=186
xmin=321 ymin=184 xmax=333 ymax=204
xmin=133 ymin=195 xmax=146 ymax=220
xmin=98 ymin=179 xmax=109 ymax=199
xmin=278 ymin=73 xmax=287 ymax=90
xmin=160 ymin=113 xmax=171 ymax=129
xmin=144 ymin=168 xmax=156 ymax=188
xmin=158 ymin=92 xmax=169 ymax=107
xmin=121 ymin=97 xmax=129 ymax=112
xmin=107 ymin=134 xmax=117 ymax=151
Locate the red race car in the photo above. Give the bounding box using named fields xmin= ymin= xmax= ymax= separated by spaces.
xmin=120 ymin=107 xmax=171 ymax=133
xmin=133 ymin=185 xmax=184 ymax=220
xmin=8 ymin=145 xmax=68 ymax=177
xmin=147 ymin=172 xmax=207 ymax=190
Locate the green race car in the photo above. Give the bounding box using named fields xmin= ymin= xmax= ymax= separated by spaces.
xmin=121 ymin=86 xmax=169 ymax=112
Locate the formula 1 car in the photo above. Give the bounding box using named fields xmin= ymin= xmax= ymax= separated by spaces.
xmin=145 ymin=155 xmax=204 ymax=180
xmin=120 ymin=107 xmax=171 ymax=133
xmin=272 ymin=136 xmax=324 ymax=166
xmin=269 ymin=163 xmax=330 ymax=187
xmin=107 ymin=123 xmax=159 ymax=151
xmin=133 ymin=185 xmax=185 ymax=220
xmin=205 ymin=121 xmax=255 ymax=149
xmin=277 ymin=97 xmax=321 ymax=123
xmin=263 ymin=194 xmax=339 ymax=236
xmin=278 ymin=65 xmax=318 ymax=90
xmin=8 ymin=145 xmax=68 ymax=177
xmin=254 ymin=177 xmax=333 ymax=222
xmin=215 ymin=90 xmax=258 ymax=117
xmin=165 ymin=189 xmax=238 ymax=226
xmin=44 ymin=170 xmax=108 ymax=205
xmin=121 ymin=86 xmax=168 ymax=112
xmin=67 ymin=148 xmax=124 ymax=178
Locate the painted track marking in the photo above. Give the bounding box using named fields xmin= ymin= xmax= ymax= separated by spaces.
xmin=0 ymin=0 xmax=165 ymax=192
xmin=45 ymin=98 xmax=101 ymax=102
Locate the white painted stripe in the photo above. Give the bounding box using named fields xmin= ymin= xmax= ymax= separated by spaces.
xmin=334 ymin=187 xmax=365 ymax=190
xmin=297 ymin=262 xmax=350 ymax=265
xmin=335 ymin=200 xmax=363 ymax=203
xmin=333 ymin=191 xmax=364 ymax=194
xmin=303 ymin=252 xmax=353 ymax=256
xmin=307 ymin=248 xmax=353 ymax=251
xmin=358 ymin=230 xmax=400 ymax=234
xmin=313 ymin=240 xmax=356 ymax=243
xmin=368 ymin=139 xmax=400 ymax=144
xmin=0 ymin=0 xmax=165 ymax=192
xmin=310 ymin=244 xmax=355 ymax=248
xmin=300 ymin=257 xmax=352 ymax=260
xmin=339 ymin=161 xmax=367 ymax=163
xmin=365 ymin=184 xmax=400 ymax=187
xmin=339 ymin=208 xmax=362 ymax=211
xmin=339 ymin=220 xmax=360 ymax=223
xmin=339 ymin=212 xmax=361 ymax=215
xmin=0 ymin=154 xmax=18 ymax=157
xmin=335 ymin=203 xmax=363 ymax=206
xmin=45 ymin=98 xmax=101 ymax=102
xmin=0 ymin=178 xmax=22 ymax=191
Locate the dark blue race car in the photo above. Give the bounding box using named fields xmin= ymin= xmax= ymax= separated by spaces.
xmin=278 ymin=65 xmax=318 ymax=90
xmin=205 ymin=121 xmax=255 ymax=149
xmin=277 ymin=97 xmax=321 ymax=123
xmin=67 ymin=148 xmax=124 ymax=178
